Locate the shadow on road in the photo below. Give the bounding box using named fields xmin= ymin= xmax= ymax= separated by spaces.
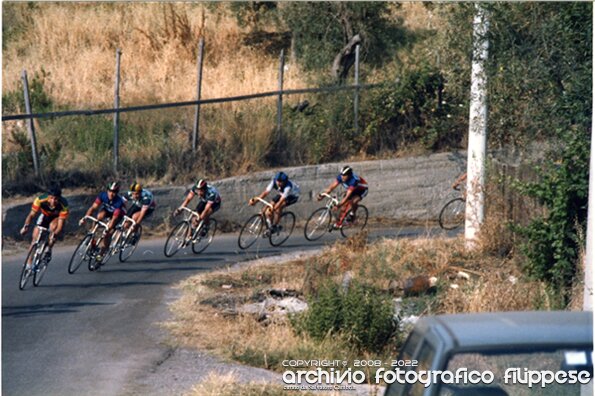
xmin=3 ymin=301 xmax=114 ymax=318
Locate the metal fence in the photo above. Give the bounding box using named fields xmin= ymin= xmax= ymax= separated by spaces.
xmin=2 ymin=39 xmax=381 ymax=180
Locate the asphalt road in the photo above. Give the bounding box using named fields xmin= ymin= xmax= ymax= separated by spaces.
xmin=2 ymin=225 xmax=447 ymax=396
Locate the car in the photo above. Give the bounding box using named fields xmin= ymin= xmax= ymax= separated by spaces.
xmin=383 ymin=310 xmax=593 ymax=396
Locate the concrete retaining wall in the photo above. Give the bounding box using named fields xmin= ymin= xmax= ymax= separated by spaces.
xmin=3 ymin=151 xmax=469 ymax=239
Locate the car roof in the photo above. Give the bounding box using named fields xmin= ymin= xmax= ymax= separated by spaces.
xmin=417 ymin=311 xmax=593 ymax=351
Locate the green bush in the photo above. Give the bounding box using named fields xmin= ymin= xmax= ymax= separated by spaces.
xmin=295 ymin=279 xmax=397 ymax=353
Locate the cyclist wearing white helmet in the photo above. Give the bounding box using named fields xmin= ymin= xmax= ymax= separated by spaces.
xmin=318 ymin=165 xmax=368 ymax=228
xmin=250 ymin=171 xmax=300 ymax=232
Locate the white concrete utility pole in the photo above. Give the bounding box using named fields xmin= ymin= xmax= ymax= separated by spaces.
xmin=465 ymin=4 xmax=490 ymax=250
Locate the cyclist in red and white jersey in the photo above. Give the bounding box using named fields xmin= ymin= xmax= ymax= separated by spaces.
xmin=318 ymin=165 xmax=368 ymax=228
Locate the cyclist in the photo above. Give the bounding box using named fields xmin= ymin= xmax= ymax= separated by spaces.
xmin=20 ymin=185 xmax=69 ymax=269
xmin=452 ymin=172 xmax=467 ymax=199
xmin=318 ymin=165 xmax=368 ymax=228
xmin=250 ymin=171 xmax=300 ymax=233
xmin=174 ymin=179 xmax=221 ymax=236
xmin=79 ymin=181 xmax=126 ymax=263
xmin=124 ymin=182 xmax=156 ymax=230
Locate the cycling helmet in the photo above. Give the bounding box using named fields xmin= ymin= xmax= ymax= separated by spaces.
xmin=275 ymin=171 xmax=288 ymax=183
xmin=107 ymin=181 xmax=120 ymax=192
xmin=195 ymin=179 xmax=208 ymax=190
xmin=47 ymin=185 xmax=62 ymax=197
xmin=340 ymin=166 xmax=353 ymax=176
xmin=129 ymin=182 xmax=142 ymax=193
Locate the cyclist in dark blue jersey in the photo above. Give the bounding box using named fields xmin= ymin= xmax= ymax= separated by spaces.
xmin=79 ymin=181 xmax=126 ymax=260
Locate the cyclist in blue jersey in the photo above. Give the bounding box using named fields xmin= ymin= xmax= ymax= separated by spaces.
xmin=174 ymin=179 xmax=221 ymax=236
xmin=124 ymin=182 xmax=156 ymax=229
xmin=318 ymin=165 xmax=368 ymax=228
xmin=250 ymin=171 xmax=300 ymax=232
xmin=79 ymin=181 xmax=126 ymax=260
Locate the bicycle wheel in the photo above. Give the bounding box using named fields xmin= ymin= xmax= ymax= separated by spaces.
xmin=192 ymin=219 xmax=217 ymax=254
xmin=69 ymin=235 xmax=93 ymax=274
xmin=33 ymin=244 xmax=49 ymax=287
xmin=119 ymin=225 xmax=142 ymax=262
xmin=238 ymin=214 xmax=264 ymax=250
xmin=269 ymin=212 xmax=296 ymax=247
xmin=164 ymin=221 xmax=190 ymax=257
xmin=438 ymin=197 xmax=465 ymax=230
xmin=19 ymin=247 xmax=36 ymax=290
xmin=341 ymin=205 xmax=369 ymax=238
xmin=304 ymin=207 xmax=332 ymax=241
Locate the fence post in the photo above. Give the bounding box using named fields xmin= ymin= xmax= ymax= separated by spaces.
xmin=353 ymin=44 xmax=360 ymax=136
xmin=192 ymin=38 xmax=205 ymax=153
xmin=21 ymin=70 xmax=41 ymax=179
xmin=276 ymin=49 xmax=285 ymax=142
xmin=113 ymin=48 xmax=122 ymax=173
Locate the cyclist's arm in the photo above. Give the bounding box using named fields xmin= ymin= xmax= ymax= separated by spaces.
xmin=53 ymin=218 xmax=66 ymax=237
xmin=200 ymin=201 xmax=213 ymax=220
xmin=323 ymin=180 xmax=340 ymax=195
xmin=23 ymin=209 xmax=37 ymax=228
xmin=135 ymin=206 xmax=149 ymax=225
xmin=85 ymin=201 xmax=100 ymax=218
xmin=250 ymin=189 xmax=270 ymax=205
xmin=339 ymin=188 xmax=354 ymax=206
xmin=180 ymin=190 xmax=195 ymax=208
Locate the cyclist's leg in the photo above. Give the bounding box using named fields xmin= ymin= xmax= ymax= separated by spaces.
xmin=271 ymin=195 xmax=285 ymax=226
xmin=27 ymin=223 xmax=41 ymax=266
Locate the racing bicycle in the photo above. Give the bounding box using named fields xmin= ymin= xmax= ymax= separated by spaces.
xmin=102 ymin=215 xmax=143 ymax=263
xmin=19 ymin=225 xmax=52 ymax=290
xmin=238 ymin=197 xmax=295 ymax=249
xmin=164 ymin=207 xmax=217 ymax=257
xmin=68 ymin=215 xmax=111 ymax=273
xmin=438 ymin=186 xmax=466 ymax=230
xmin=304 ymin=193 xmax=368 ymax=241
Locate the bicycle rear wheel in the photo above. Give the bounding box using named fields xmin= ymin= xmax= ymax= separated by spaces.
xmin=69 ymin=235 xmax=93 ymax=274
xmin=304 ymin=207 xmax=331 ymax=241
xmin=238 ymin=214 xmax=264 ymax=250
xmin=269 ymin=212 xmax=295 ymax=247
xmin=340 ymin=205 xmax=369 ymax=238
xmin=164 ymin=221 xmax=190 ymax=257
xmin=19 ymin=247 xmax=36 ymax=290
xmin=119 ymin=225 xmax=142 ymax=262
xmin=192 ymin=219 xmax=217 ymax=254
xmin=33 ymin=244 xmax=49 ymax=287
xmin=438 ymin=198 xmax=465 ymax=230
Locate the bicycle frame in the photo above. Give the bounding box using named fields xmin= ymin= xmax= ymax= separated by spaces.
xmin=253 ymin=197 xmax=275 ymax=230
xmin=179 ymin=206 xmax=206 ymax=242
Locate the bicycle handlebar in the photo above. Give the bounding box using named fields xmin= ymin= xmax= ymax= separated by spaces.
xmin=253 ymin=196 xmax=274 ymax=209
xmin=179 ymin=206 xmax=201 ymax=219
xmin=319 ymin=192 xmax=339 ymax=205
xmin=121 ymin=215 xmax=138 ymax=227
xmin=83 ymin=215 xmax=109 ymax=229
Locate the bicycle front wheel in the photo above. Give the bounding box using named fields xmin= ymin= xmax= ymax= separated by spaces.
xmin=438 ymin=198 xmax=465 ymax=230
xmin=69 ymin=235 xmax=93 ymax=274
xmin=238 ymin=214 xmax=264 ymax=250
xmin=19 ymin=247 xmax=36 ymax=290
xmin=304 ymin=208 xmax=331 ymax=241
xmin=33 ymin=244 xmax=49 ymax=287
xmin=164 ymin=221 xmax=190 ymax=257
xmin=119 ymin=225 xmax=142 ymax=262
xmin=341 ymin=205 xmax=369 ymax=238
xmin=192 ymin=219 xmax=217 ymax=254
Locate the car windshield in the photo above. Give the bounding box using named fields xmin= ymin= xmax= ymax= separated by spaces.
xmin=438 ymin=348 xmax=592 ymax=396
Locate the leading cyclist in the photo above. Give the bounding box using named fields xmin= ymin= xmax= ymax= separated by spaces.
xmin=318 ymin=165 xmax=368 ymax=228
xmin=20 ymin=185 xmax=69 ymax=269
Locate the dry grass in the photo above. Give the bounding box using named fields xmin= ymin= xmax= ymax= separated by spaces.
xmin=3 ymin=3 xmax=306 ymax=107
xmin=187 ymin=372 xmax=324 ymax=396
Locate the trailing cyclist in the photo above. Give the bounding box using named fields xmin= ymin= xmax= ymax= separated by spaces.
xmin=79 ymin=181 xmax=126 ymax=263
xmin=250 ymin=171 xmax=300 ymax=234
xmin=174 ymin=179 xmax=221 ymax=236
xmin=124 ymin=182 xmax=156 ymax=230
xmin=20 ymin=185 xmax=69 ymax=269
xmin=318 ymin=165 xmax=368 ymax=228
